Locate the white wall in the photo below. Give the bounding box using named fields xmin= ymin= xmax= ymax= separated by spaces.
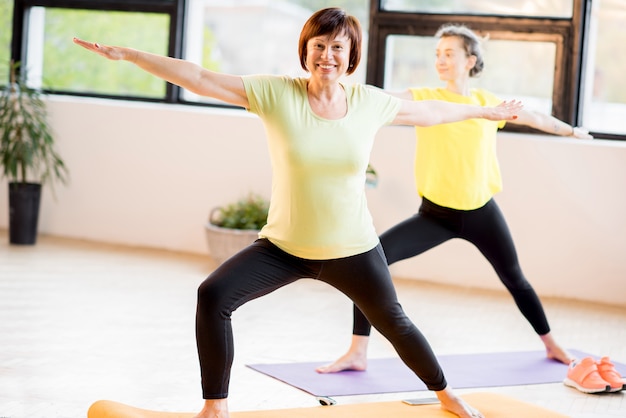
xmin=1 ymin=96 xmax=625 ymax=306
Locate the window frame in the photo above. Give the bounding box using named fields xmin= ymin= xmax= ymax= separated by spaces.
xmin=366 ymin=0 xmax=590 ymax=136
xmin=10 ymin=0 xmax=185 ymax=103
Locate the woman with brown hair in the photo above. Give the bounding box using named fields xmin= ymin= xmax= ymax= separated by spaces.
xmin=74 ymin=10 xmax=521 ymax=418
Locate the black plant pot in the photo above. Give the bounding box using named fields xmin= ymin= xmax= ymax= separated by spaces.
xmin=8 ymin=182 xmax=42 ymax=245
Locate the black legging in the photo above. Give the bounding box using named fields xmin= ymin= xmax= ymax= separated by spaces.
xmin=196 ymin=238 xmax=446 ymax=399
xmin=353 ymin=197 xmax=550 ymax=337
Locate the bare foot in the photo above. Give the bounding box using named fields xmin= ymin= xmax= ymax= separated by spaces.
xmin=436 ymin=387 xmax=484 ymax=418
xmin=315 ymin=335 xmax=369 ymax=373
xmin=541 ymin=333 xmax=574 ymax=364
xmin=194 ymin=398 xmax=229 ymax=418
xmin=316 ymin=351 xmax=367 ymax=373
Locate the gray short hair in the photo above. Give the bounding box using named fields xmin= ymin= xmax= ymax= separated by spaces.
xmin=435 ymin=23 xmax=486 ymax=78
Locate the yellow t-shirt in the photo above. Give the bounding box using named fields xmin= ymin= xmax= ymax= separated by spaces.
xmin=243 ymin=75 xmax=401 ymax=259
xmin=410 ymin=88 xmax=506 ymax=210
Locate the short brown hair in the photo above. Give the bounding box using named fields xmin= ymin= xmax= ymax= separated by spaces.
xmin=298 ymin=8 xmax=362 ymax=75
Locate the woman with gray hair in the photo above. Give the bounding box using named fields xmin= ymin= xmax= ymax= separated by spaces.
xmin=318 ymin=23 xmax=589 ymax=375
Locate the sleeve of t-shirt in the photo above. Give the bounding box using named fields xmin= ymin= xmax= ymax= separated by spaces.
xmin=409 ymin=88 xmax=432 ymax=101
xmin=241 ymin=75 xmax=286 ymax=117
xmin=358 ymin=84 xmax=402 ymax=125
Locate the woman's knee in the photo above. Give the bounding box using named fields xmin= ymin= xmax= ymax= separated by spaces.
xmin=197 ymin=273 xmax=232 ymax=312
xmin=367 ymin=304 xmax=413 ymax=335
xmin=494 ymin=263 xmax=531 ymax=289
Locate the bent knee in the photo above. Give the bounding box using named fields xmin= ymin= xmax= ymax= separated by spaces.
xmin=197 ymin=276 xmax=228 ymax=307
xmin=368 ymin=309 xmax=413 ymax=335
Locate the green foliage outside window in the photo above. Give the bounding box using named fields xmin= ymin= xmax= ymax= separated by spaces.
xmin=202 ymin=26 xmax=221 ymax=72
xmin=0 ymin=0 xmax=13 ymax=83
xmin=40 ymin=9 xmax=169 ymax=97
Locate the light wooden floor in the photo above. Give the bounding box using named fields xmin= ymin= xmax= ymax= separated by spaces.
xmin=1 ymin=230 xmax=625 ymax=418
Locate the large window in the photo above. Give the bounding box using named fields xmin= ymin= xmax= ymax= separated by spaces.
xmin=9 ymin=0 xmax=369 ymax=103
xmin=385 ymin=34 xmax=557 ymax=114
xmin=8 ymin=0 xmax=184 ymax=102
xmin=182 ymin=0 xmax=369 ymax=104
xmin=6 ymin=0 xmax=626 ymax=139
xmin=581 ymin=0 xmax=626 ymax=135
xmin=368 ymin=0 xmax=625 ymax=139
xmin=32 ymin=8 xmax=170 ymax=97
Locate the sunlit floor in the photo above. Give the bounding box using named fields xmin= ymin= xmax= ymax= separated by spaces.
xmin=1 ymin=230 xmax=625 ymax=418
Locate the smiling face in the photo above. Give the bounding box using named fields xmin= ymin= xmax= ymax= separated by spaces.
xmin=298 ymin=8 xmax=362 ymax=76
xmin=435 ymin=35 xmax=477 ymax=83
xmin=305 ymin=33 xmax=352 ymax=82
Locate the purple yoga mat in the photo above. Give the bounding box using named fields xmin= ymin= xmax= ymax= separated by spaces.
xmin=247 ymin=349 xmax=626 ymax=396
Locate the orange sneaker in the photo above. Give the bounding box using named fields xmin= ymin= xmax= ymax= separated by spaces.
xmin=563 ymin=357 xmax=610 ymax=393
xmin=597 ymin=357 xmax=626 ymax=392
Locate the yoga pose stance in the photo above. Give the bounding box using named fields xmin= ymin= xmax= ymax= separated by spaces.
xmin=317 ymin=23 xmax=591 ymax=375
xmin=74 ymin=9 xmax=521 ymax=418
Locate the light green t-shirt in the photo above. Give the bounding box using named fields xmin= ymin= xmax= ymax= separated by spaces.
xmin=410 ymin=88 xmax=506 ymax=210
xmin=243 ymin=75 xmax=400 ymax=259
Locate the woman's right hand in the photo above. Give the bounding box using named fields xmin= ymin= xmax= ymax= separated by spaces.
xmin=571 ymin=126 xmax=594 ymax=139
xmin=73 ymin=38 xmax=137 ymax=62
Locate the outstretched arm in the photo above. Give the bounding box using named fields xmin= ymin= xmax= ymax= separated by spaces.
xmin=508 ymin=108 xmax=593 ymax=139
xmin=392 ymin=98 xmax=523 ymax=126
xmin=72 ymin=38 xmax=249 ymax=108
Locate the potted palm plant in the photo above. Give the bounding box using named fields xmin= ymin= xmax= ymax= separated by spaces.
xmin=0 ymin=61 xmax=68 ymax=244
xmin=205 ymin=193 xmax=269 ymax=264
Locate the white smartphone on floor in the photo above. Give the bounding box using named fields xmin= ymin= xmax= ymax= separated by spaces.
xmin=402 ymin=397 xmax=440 ymax=405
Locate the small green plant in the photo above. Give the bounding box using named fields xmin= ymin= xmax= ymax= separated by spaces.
xmin=366 ymin=163 xmax=378 ymax=188
xmin=210 ymin=193 xmax=269 ymax=230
